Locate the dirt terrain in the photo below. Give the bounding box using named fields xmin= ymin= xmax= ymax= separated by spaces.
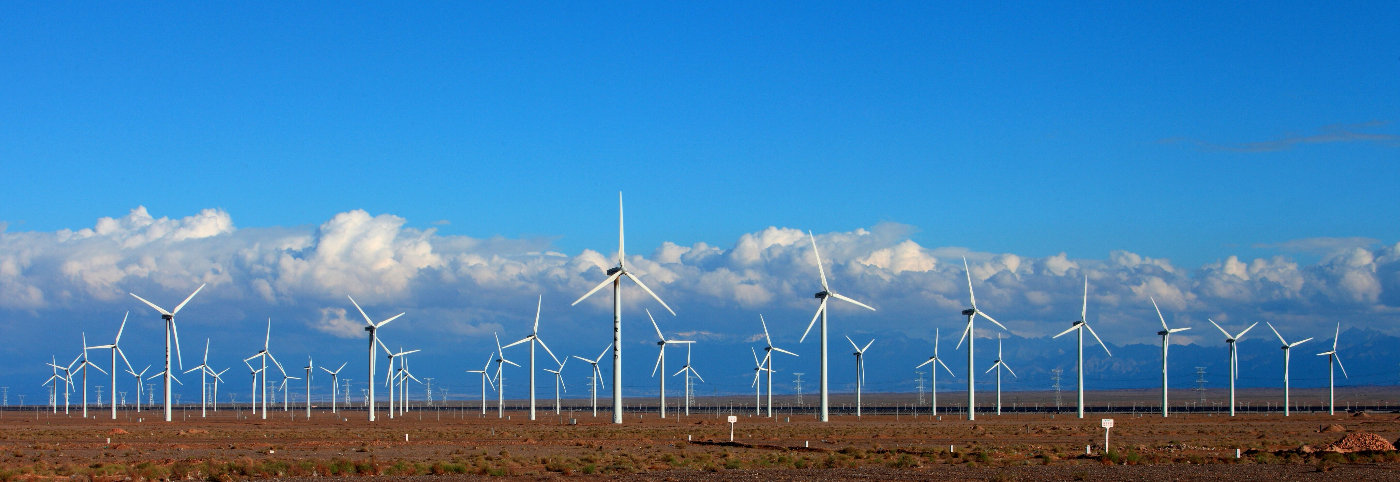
xmin=2 ymin=403 xmax=1399 ymax=480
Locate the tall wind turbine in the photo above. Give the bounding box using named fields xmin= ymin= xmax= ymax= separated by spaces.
xmin=759 ymin=314 xmax=796 ymax=417
xmin=544 ymin=358 xmax=568 ymax=414
xmin=571 ymin=192 xmax=677 ymax=424
xmin=492 ymin=333 xmax=520 ymax=418
xmin=465 ymin=353 xmax=494 ymax=415
xmin=671 ymin=343 xmax=703 ymax=416
xmin=319 ymin=362 xmax=347 ymax=414
xmin=1208 ymin=319 xmax=1257 ymax=417
xmin=243 ymin=318 xmax=286 ymax=419
xmin=502 ymin=295 xmax=560 ymax=421
xmin=1316 ymin=323 xmax=1348 ymax=415
xmin=347 ymin=295 xmax=404 ymax=422
xmin=1266 ymin=322 xmax=1311 ymax=417
xmin=915 ymin=327 xmax=956 ymax=416
xmin=984 ymin=334 xmax=1017 ymax=415
xmin=955 ymin=257 xmax=1007 ymax=421
xmin=845 ymin=336 xmax=874 ymax=417
xmin=73 ymin=333 xmax=109 ymax=418
xmin=1051 ymin=277 xmax=1111 ymax=419
xmin=88 ymin=313 xmax=134 ymax=420
xmin=648 ymin=308 xmax=693 ymax=419
xmin=798 ymin=231 xmax=876 ymax=422
xmin=571 ymin=342 xmax=611 ymax=418
xmin=129 ymin=283 xmax=205 ymax=422
xmin=211 ymin=367 xmax=227 ymax=412
xmin=750 ymin=347 xmax=770 ymax=415
xmin=1150 ymin=297 xmax=1190 ymax=418
xmin=376 ymin=339 xmax=418 ymax=419
xmin=181 ymin=339 xmax=214 ymax=417
xmin=303 ymin=357 xmax=314 ymax=419
xmin=42 ymin=358 xmax=66 ymax=414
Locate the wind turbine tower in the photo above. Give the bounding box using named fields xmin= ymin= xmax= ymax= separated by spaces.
xmin=347 ymin=296 xmax=404 ymax=422
xmin=798 ymin=232 xmax=876 ymax=422
xmin=1316 ymin=323 xmax=1348 ymax=415
xmin=955 ymin=258 xmax=1008 ymax=421
xmin=1266 ymin=322 xmax=1311 ymax=417
xmin=1208 ymin=319 xmax=1257 ymax=417
xmin=1051 ymin=277 xmax=1112 ymax=419
xmin=915 ymin=327 xmax=956 ymax=416
xmin=1150 ymin=297 xmax=1190 ymax=417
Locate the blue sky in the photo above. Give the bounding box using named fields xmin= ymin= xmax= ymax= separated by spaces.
xmin=2 ymin=3 xmax=1399 ymax=404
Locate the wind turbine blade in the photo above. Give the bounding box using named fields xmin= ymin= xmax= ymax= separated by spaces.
xmin=503 ymin=359 xmax=521 ymax=368
xmin=1267 ymin=322 xmax=1286 ymax=345
xmin=572 ymin=355 xmax=593 ymax=364
xmin=810 ymin=231 xmax=828 ymax=291
xmin=861 ymin=339 xmax=875 ymax=353
xmin=265 ymin=318 xmax=272 ymax=349
xmin=830 ymin=292 xmax=876 ymax=312
xmin=955 ymin=320 xmax=971 ymax=350
xmin=320 ymin=367 xmax=334 ymax=375
xmin=1053 ymin=324 xmax=1078 ymax=339
xmin=533 ymin=294 xmax=542 ymax=333
xmin=170 ymin=283 xmax=206 ymax=315
xmin=204 ymin=338 xmax=210 ymax=363
xmin=772 ymin=347 xmax=798 ymax=357
xmin=572 ymin=272 xmax=622 ymax=306
xmin=117 ymin=347 xmax=133 ymax=374
xmin=1333 ymin=323 xmax=1340 ymax=351
xmin=1208 ymin=319 xmax=1231 ymax=338
xmin=267 ymin=352 xmax=285 ymax=375
xmin=595 ymin=366 xmax=604 ymax=390
xmin=691 ymin=368 xmax=704 ymax=384
xmin=89 ymin=362 xmax=108 ymax=375
xmin=1150 ymin=297 xmax=1167 ymax=331
xmin=129 ymin=293 xmax=171 ymax=316
xmin=171 ymin=319 xmax=184 ymax=369
xmin=985 ymin=363 xmax=998 ymax=374
xmin=760 ymin=314 xmax=772 ymax=347
xmin=337 ymin=361 xmax=347 ymax=373
xmin=537 ymin=337 xmax=561 ymax=366
xmin=503 ymin=336 xmax=533 ymax=350
xmin=624 ymin=272 xmax=675 ymax=316
xmin=1004 ymin=363 xmax=1018 ymax=378
xmin=963 ymin=257 xmax=976 ymax=308
xmin=845 ymin=335 xmax=859 ymax=352
xmin=1336 ymin=354 xmax=1349 ymax=379
xmin=938 ymin=358 xmax=956 ymax=377
xmin=977 ymin=311 xmax=1007 ymax=331
xmin=652 ymin=349 xmax=664 ymax=377
xmin=376 ymin=337 xmax=392 ymax=356
xmin=397 ymin=349 xmax=421 ymax=357
xmin=751 ymin=347 xmax=761 ymax=367
xmin=1081 ymin=277 xmax=1088 ymax=323
xmin=595 ymin=342 xmax=613 ymax=363
xmin=1292 ymin=337 xmax=1314 ymax=347
xmin=1169 ymin=327 xmax=1191 ymax=333
xmin=648 ymin=309 xmax=665 ymax=341
xmin=1236 ymin=322 xmax=1258 ymax=339
xmin=915 ymin=358 xmax=934 ymax=369
xmin=799 ymin=298 xmax=826 ymax=343
xmin=673 ymin=366 xmax=686 ymax=377
xmin=348 ymin=296 xmax=374 ymax=325
xmin=617 ymin=191 xmax=624 ymax=265
xmin=116 ymin=311 xmax=128 ymax=343
xmin=1084 ymin=323 xmax=1111 ymax=356
xmin=375 ymin=312 xmax=405 ymax=328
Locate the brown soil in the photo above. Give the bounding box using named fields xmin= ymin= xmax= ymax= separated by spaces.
xmin=1325 ymin=432 xmax=1396 ymax=452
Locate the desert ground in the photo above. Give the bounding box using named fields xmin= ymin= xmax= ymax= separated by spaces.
xmin=4 ymin=389 xmax=1400 ymax=480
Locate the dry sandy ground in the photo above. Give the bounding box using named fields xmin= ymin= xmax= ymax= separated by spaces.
xmin=1 ymin=405 xmax=1398 ymax=480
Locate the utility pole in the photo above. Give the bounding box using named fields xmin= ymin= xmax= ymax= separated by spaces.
xmin=1051 ymin=369 xmax=1063 ymax=411
xmin=793 ymin=373 xmax=805 ymax=407
xmin=915 ymin=371 xmax=926 ymax=406
xmin=1194 ymin=366 xmax=1208 ymax=405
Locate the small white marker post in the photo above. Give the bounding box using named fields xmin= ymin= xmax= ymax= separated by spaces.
xmin=1101 ymin=418 xmax=1114 ymax=453
xmin=728 ymin=415 xmax=737 ymax=442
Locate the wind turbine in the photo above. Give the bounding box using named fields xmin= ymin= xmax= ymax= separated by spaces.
xmin=49 ymin=359 xmax=73 ymax=414
xmin=845 ymin=335 xmax=874 ymax=417
xmin=210 ymin=367 xmax=227 ymax=412
xmin=1316 ymin=323 xmax=1348 ymax=415
xmin=347 ymin=295 xmax=404 ymax=422
xmin=1051 ymin=277 xmax=1112 ymax=419
xmin=984 ymin=334 xmax=1017 ymax=415
xmin=320 ymin=362 xmax=347 ymax=414
xmin=798 ymin=231 xmax=876 ymax=422
xmin=242 ymin=359 xmax=261 ymax=415
xmin=671 ymin=343 xmax=703 ymax=416
xmin=1150 ymin=297 xmax=1190 ymax=418
xmin=648 ymin=308 xmax=693 ymax=419
xmin=87 ymin=312 xmax=133 ymax=420
xmin=572 ymin=192 xmax=677 ymax=424
xmin=73 ymin=333 xmax=109 ymax=418
xmin=955 ymin=257 xmax=1008 ymax=421
xmin=277 ymin=372 xmax=300 ymax=411
xmin=181 ymin=339 xmax=214 ymax=417
xmin=758 ymin=314 xmax=797 ymax=417
xmin=750 ymin=347 xmax=770 ymax=415
xmin=544 ymin=357 xmax=568 ymax=414
xmin=243 ymin=318 xmax=285 ymax=419
xmin=125 ymin=364 xmax=149 ymax=412
xmin=466 ymin=353 xmax=494 ymax=415
xmin=1208 ymin=319 xmax=1257 ymax=417
xmin=395 ymin=352 xmax=421 ymax=415
xmin=1266 ymin=322 xmax=1311 ymax=417
xmin=492 ymin=333 xmax=520 ymax=418
xmin=502 ymin=295 xmax=561 ymax=421
xmin=571 ymin=342 xmax=611 ymax=417
xmin=303 ymin=357 xmax=314 ymax=418
xmin=129 ymin=283 xmax=206 ymax=422
xmin=915 ymin=327 xmax=956 ymax=416
xmin=376 ymin=339 xmax=419 ymax=419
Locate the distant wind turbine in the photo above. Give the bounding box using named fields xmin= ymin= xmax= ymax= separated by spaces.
xmin=984 ymin=334 xmax=1017 ymax=415
xmin=1150 ymin=297 xmax=1189 ymax=418
xmin=492 ymin=333 xmax=520 ymax=418
xmin=798 ymin=232 xmax=876 ymax=422
xmin=1316 ymin=323 xmax=1348 ymax=415
xmin=87 ymin=313 xmax=134 ymax=420
xmin=502 ymin=295 xmax=560 ymax=421
xmin=845 ymin=335 xmax=874 ymax=417
xmin=320 ymin=362 xmax=347 ymax=414
xmin=1051 ymin=277 xmax=1111 ymax=419
xmin=671 ymin=343 xmax=703 ymax=416
xmin=955 ymin=258 xmax=1007 ymax=421
xmin=758 ymin=314 xmax=796 ymax=417
xmin=1266 ymin=322 xmax=1311 ymax=417
xmin=915 ymin=327 xmax=955 ymax=416
xmin=1208 ymin=319 xmax=1257 ymax=417
xmin=571 ymin=343 xmax=611 ymax=418
xmin=648 ymin=308 xmax=693 ymax=419
xmin=129 ymin=283 xmax=206 ymax=422
xmin=347 ymin=295 xmax=404 ymax=422
xmin=465 ymin=353 xmax=494 ymax=415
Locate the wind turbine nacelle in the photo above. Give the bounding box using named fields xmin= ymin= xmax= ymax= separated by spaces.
xmin=657 ymin=341 xmax=665 ymax=346
xmin=1157 ymin=330 xmax=1170 ymax=336
xmin=961 ymin=309 xmax=976 ymax=316
xmin=161 ymin=314 xmax=174 ymax=321
xmin=814 ymin=291 xmax=828 ymax=299
xmin=364 ymin=326 xmax=374 ymax=332
xmin=606 ymin=267 xmax=622 ymax=276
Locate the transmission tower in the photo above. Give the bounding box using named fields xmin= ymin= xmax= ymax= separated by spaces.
xmin=1 ymin=386 xmax=7 ymax=406
xmin=1051 ymin=368 xmax=1063 ymax=411
xmin=95 ymin=386 xmax=104 ymax=407
xmin=147 ymin=383 xmax=155 ymax=405
xmin=1193 ymin=366 xmax=1208 ymax=404
xmin=914 ymin=371 xmax=926 ymax=405
xmin=793 ymin=373 xmax=805 ymax=406
xmin=423 ymin=378 xmax=435 ymax=407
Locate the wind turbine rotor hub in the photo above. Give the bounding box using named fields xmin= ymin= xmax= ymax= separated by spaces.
xmin=961 ymin=309 xmax=976 ymax=316
xmin=1157 ymin=330 xmax=1170 ymax=336
xmin=161 ymin=314 xmax=173 ymax=321
xmin=364 ymin=326 xmax=374 ymax=333
xmin=606 ymin=267 xmax=622 ymax=276
xmin=814 ymin=291 xmax=828 ymax=299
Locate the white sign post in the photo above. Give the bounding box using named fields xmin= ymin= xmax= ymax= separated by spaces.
xmin=1101 ymin=418 xmax=1114 ymax=453
xmin=728 ymin=415 xmax=738 ymax=442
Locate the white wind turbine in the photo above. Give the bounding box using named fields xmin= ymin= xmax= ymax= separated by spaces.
xmin=42 ymin=358 xmax=62 ymax=414
xmin=1266 ymin=322 xmax=1311 ymax=417
xmin=845 ymin=335 xmax=874 ymax=417
xmin=648 ymin=308 xmax=693 ymax=419
xmin=210 ymin=367 xmax=227 ymax=412
xmin=50 ymin=359 xmax=73 ymax=414
xmin=1316 ymin=323 xmax=1348 ymax=415
xmin=671 ymin=343 xmax=703 ymax=416
xmin=571 ymin=342 xmax=611 ymax=418
xmin=320 ymin=362 xmax=347 ymax=414
xmin=466 ymin=353 xmax=494 ymax=415
xmin=572 ymin=192 xmax=677 ymax=424
xmin=303 ymin=357 xmax=314 ymax=418
xmin=277 ymin=371 xmax=300 ymax=411
xmin=347 ymin=295 xmax=404 ymax=422
xmin=750 ymin=347 xmax=771 ymax=415
xmin=129 ymin=283 xmax=206 ymax=422
xmin=375 ymin=339 xmax=419 ymax=419
xmin=492 ymin=333 xmax=520 ymax=418
xmin=758 ymin=314 xmax=797 ymax=417
xmin=87 ymin=313 xmax=134 ymax=420
xmin=395 ymin=353 xmax=421 ymax=415
xmin=1208 ymin=319 xmax=1257 ymax=417
xmin=502 ymin=295 xmax=561 ymax=421
xmin=242 ymin=359 xmax=261 ymax=414
xmin=73 ymin=333 xmax=109 ymax=418
xmin=1051 ymin=277 xmax=1112 ymax=419
xmin=544 ymin=358 xmax=568 ymax=415
xmin=181 ymin=339 xmax=214 ymax=417
xmin=1150 ymin=297 xmax=1190 ymax=418
xmin=915 ymin=327 xmax=956 ymax=416
xmin=798 ymin=232 xmax=876 ymax=422
xmin=984 ymin=334 xmax=1018 ymax=415
xmin=242 ymin=318 xmax=285 ymax=419
xmin=955 ymin=257 xmax=1008 ymax=421
xmin=125 ymin=364 xmax=150 ymax=412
